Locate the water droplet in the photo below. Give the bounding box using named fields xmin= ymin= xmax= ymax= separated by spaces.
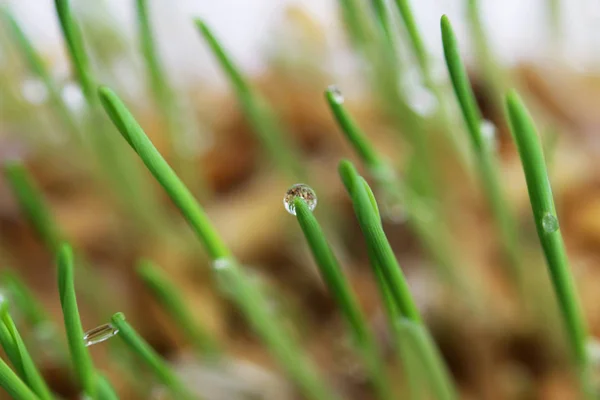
xmin=542 ymin=213 xmax=559 ymax=233
xmin=480 ymin=120 xmax=497 ymax=151
xmin=211 ymin=258 xmax=237 ymax=297
xmin=283 ymin=184 xmax=317 ymax=216
xmin=62 ymin=82 xmax=85 ymax=112
xmin=327 ymin=85 xmax=344 ymax=104
xmin=21 ymin=78 xmax=48 ymax=105
xmin=83 ymin=323 xmax=119 ymax=347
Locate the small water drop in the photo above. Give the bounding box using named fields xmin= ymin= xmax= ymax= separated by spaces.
xmin=83 ymin=323 xmax=119 ymax=347
xmin=21 ymin=78 xmax=48 ymax=105
xmin=587 ymin=338 xmax=600 ymax=366
xmin=542 ymin=213 xmax=559 ymax=233
xmin=327 ymin=85 xmax=344 ymax=104
xmin=480 ymin=120 xmax=497 ymax=151
xmin=283 ymin=184 xmax=317 ymax=216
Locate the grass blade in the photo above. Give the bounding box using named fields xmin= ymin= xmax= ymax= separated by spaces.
xmin=0 ymin=303 xmax=53 ymax=400
xmin=110 ymin=312 xmax=195 ymax=400
xmin=338 ymin=160 xmax=458 ymax=399
xmin=0 ymin=357 xmax=40 ymax=400
xmin=506 ymin=91 xmax=591 ymax=393
xmin=293 ymin=197 xmax=393 ymax=400
xmin=137 ymin=260 xmax=221 ymax=358
xmin=194 ymin=20 xmax=304 ymax=179
xmin=57 ymin=244 xmax=97 ymax=398
xmin=0 ymin=271 xmax=49 ymax=328
xmin=99 ymin=86 xmax=339 ymax=400
xmin=3 ymin=161 xmax=62 ymax=252
xmin=441 ymin=15 xmax=524 ymax=289
xmin=54 ymin=0 xmax=96 ymax=103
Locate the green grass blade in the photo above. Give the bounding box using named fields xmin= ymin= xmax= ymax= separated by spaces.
xmin=338 ymin=160 xmax=458 ymax=398
xmin=293 ymin=197 xmax=393 ymax=400
xmin=54 ymin=0 xmax=96 ymax=103
xmin=194 ymin=20 xmax=304 ymax=179
xmin=99 ymin=86 xmax=338 ymax=400
xmin=110 ymin=312 xmax=195 ymax=400
xmin=441 ymin=15 xmax=523 ymax=287
xmin=0 ymin=271 xmax=49 ymax=328
xmin=0 ymin=304 xmax=53 ymax=400
xmin=339 ymin=160 xmax=420 ymax=322
xmin=2 ymin=161 xmax=62 ymax=252
xmin=98 ymin=86 xmax=230 ymax=260
xmin=397 ymin=319 xmax=456 ymax=400
xmin=57 ymin=244 xmax=97 ymax=398
xmin=0 ymin=357 xmax=40 ymax=400
xmin=506 ymin=91 xmax=591 ymax=389
xmin=97 ymin=375 xmax=119 ymax=400
xmin=137 ymin=260 xmax=221 ymax=358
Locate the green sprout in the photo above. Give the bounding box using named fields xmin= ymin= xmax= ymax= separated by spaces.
xmin=110 ymin=312 xmax=195 ymax=400
xmin=441 ymin=15 xmax=524 ymax=290
xmin=57 ymin=244 xmax=97 ymax=398
xmin=99 ymin=86 xmax=339 ymax=400
xmin=293 ymin=197 xmax=393 ymax=400
xmin=137 ymin=260 xmax=221 ymax=358
xmin=0 ymin=355 xmax=40 ymax=400
xmin=506 ymin=91 xmax=591 ymax=395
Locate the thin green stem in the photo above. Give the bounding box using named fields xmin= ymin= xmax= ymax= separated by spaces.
xmin=0 ymin=357 xmax=40 ymax=400
xmin=0 ymin=271 xmax=49 ymax=327
xmin=441 ymin=15 xmax=524 ymax=288
xmin=110 ymin=312 xmax=195 ymax=400
xmin=194 ymin=20 xmax=304 ymax=179
xmin=99 ymin=86 xmax=339 ymax=400
xmin=506 ymin=91 xmax=591 ymax=394
xmin=57 ymin=244 xmax=97 ymax=398
xmin=0 ymin=303 xmax=53 ymax=400
xmin=137 ymin=260 xmax=221 ymax=358
xmin=293 ymin=197 xmax=393 ymax=400
xmin=2 ymin=161 xmax=62 ymax=252
xmin=54 ymin=0 xmax=96 ymax=103
xmin=98 ymin=86 xmax=230 ymax=260
xmin=338 ymin=160 xmax=458 ymax=399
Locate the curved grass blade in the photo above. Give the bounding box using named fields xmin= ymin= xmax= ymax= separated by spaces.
xmin=0 ymin=304 xmax=53 ymax=400
xmin=506 ymin=91 xmax=591 ymax=394
xmin=0 ymin=357 xmax=40 ymax=400
xmin=54 ymin=0 xmax=96 ymax=103
xmin=194 ymin=20 xmax=304 ymax=179
xmin=293 ymin=197 xmax=393 ymax=400
xmin=441 ymin=15 xmax=524 ymax=289
xmin=2 ymin=161 xmax=62 ymax=253
xmin=338 ymin=160 xmax=458 ymax=399
xmin=99 ymin=86 xmax=339 ymax=400
xmin=137 ymin=260 xmax=221 ymax=358
xmin=110 ymin=312 xmax=195 ymax=400
xmin=57 ymin=244 xmax=97 ymax=398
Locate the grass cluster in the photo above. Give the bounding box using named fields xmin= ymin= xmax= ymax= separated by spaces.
xmin=0 ymin=0 xmax=595 ymax=399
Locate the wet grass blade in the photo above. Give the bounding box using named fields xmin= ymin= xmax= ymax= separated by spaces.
xmin=441 ymin=15 xmax=524 ymax=289
xmin=293 ymin=197 xmax=393 ymax=400
xmin=137 ymin=260 xmax=221 ymax=358
xmin=99 ymin=86 xmax=339 ymax=400
xmin=194 ymin=20 xmax=304 ymax=179
xmin=506 ymin=91 xmax=591 ymax=393
xmin=57 ymin=244 xmax=97 ymax=398
xmin=110 ymin=312 xmax=195 ymax=400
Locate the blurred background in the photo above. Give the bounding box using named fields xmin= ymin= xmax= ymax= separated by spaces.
xmin=2 ymin=0 xmax=600 ymax=399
